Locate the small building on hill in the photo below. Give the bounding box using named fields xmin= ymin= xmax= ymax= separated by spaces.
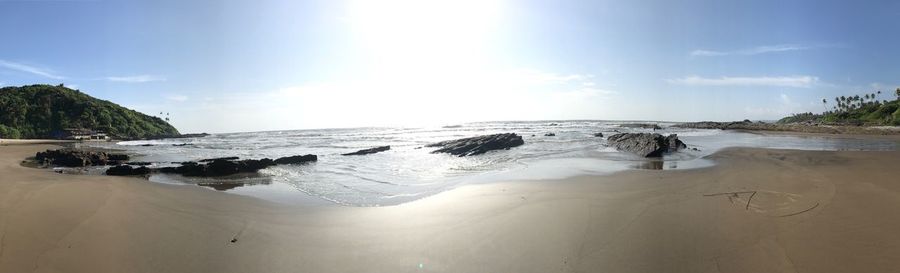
xmin=51 ymin=128 xmax=109 ymax=141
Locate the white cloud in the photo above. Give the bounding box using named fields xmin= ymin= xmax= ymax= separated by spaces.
xmin=165 ymin=95 xmax=189 ymax=102
xmin=105 ymin=75 xmax=166 ymax=83
xmin=690 ymin=44 xmax=814 ymax=57
xmin=667 ymin=75 xmax=819 ymax=88
xmin=0 ymin=59 xmax=65 ymax=79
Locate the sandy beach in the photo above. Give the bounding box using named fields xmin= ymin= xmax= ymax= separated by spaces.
xmin=2 ymin=144 xmax=900 ymax=273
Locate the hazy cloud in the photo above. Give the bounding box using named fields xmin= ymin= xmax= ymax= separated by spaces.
xmin=690 ymin=44 xmax=816 ymax=57
xmin=105 ymin=75 xmax=166 ymax=83
xmin=0 ymin=59 xmax=65 ymax=79
xmin=667 ymin=75 xmax=819 ymax=88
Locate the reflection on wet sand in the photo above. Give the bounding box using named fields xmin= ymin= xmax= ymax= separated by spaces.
xmin=635 ymin=160 xmax=678 ymax=170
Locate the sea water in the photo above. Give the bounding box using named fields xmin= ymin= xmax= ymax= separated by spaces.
xmin=81 ymin=120 xmax=898 ymax=206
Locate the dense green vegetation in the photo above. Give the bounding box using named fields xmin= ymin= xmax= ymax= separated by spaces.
xmin=779 ymin=89 xmax=900 ymax=126
xmin=0 ymin=84 xmax=179 ymax=139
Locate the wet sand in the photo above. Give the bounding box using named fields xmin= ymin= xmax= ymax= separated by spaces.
xmin=1 ymin=144 xmax=900 ymax=272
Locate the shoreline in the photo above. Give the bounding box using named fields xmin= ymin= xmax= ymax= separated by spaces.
xmin=2 ymin=144 xmax=900 ymax=272
xmin=0 ymin=139 xmax=76 ymax=145
xmin=674 ymin=120 xmax=900 ymax=135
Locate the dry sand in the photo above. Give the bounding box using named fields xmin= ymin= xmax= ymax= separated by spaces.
xmin=1 ymin=144 xmax=900 ymax=273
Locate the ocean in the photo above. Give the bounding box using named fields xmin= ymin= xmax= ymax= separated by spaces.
xmin=79 ymin=120 xmax=898 ymax=206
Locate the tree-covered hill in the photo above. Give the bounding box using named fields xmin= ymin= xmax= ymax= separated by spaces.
xmin=778 ymin=89 xmax=900 ymax=126
xmin=0 ymin=84 xmax=179 ymax=139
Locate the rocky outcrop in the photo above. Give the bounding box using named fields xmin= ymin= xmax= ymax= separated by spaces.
xmin=106 ymin=165 xmax=151 ymax=176
xmin=427 ymin=133 xmax=524 ymax=156
xmin=159 ymin=158 xmax=277 ymax=177
xmin=35 ymin=149 xmax=130 ymax=167
xmin=607 ymin=133 xmax=686 ymax=157
xmin=273 ymin=154 xmax=318 ymax=164
xmin=199 ymin=157 xmax=239 ymax=162
xmin=594 ymin=132 xmax=604 ymax=137
xmin=673 ymin=120 xmax=900 ymax=135
xmin=342 ymin=146 xmax=390 ymax=156
xmin=140 ymin=133 xmax=210 ymax=140
xmin=154 ymin=154 xmax=315 ymax=177
xmin=619 ymin=123 xmax=662 ymax=130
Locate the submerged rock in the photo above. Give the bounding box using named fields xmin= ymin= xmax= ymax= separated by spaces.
xmin=35 ymin=149 xmax=130 ymax=167
xmin=544 ymin=133 xmax=556 ymax=136
xmin=106 ymin=165 xmax=151 ymax=176
xmin=273 ymin=154 xmax=318 ymax=164
xmin=427 ymin=133 xmax=525 ymax=156
xmin=342 ymin=146 xmax=390 ymax=156
xmin=594 ymin=132 xmax=604 ymax=137
xmin=607 ymin=133 xmax=686 ymax=157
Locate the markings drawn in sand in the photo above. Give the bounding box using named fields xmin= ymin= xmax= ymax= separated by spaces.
xmin=704 ymin=190 xmax=820 ymax=217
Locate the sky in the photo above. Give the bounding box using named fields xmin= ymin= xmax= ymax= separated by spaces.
xmin=1 ymin=0 xmax=899 ymax=133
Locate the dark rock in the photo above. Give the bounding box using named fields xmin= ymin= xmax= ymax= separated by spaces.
xmin=607 ymin=133 xmax=686 ymax=157
xmin=594 ymin=132 xmax=604 ymax=137
xmin=160 ymin=158 xmax=276 ymax=177
xmin=548 ymin=123 xmax=559 ymax=126
xmin=35 ymin=149 xmax=130 ymax=167
xmin=172 ymin=143 xmax=193 ymax=147
xmin=141 ymin=133 xmax=210 ymax=140
xmin=173 ymin=162 xmax=207 ymax=176
xmin=125 ymin=161 xmax=153 ymax=166
xmin=619 ymin=123 xmax=662 ymax=130
xmin=106 ymin=165 xmax=151 ymax=176
xmin=239 ymin=158 xmax=275 ymax=172
xmin=665 ymin=134 xmax=687 ymax=150
xmin=274 ymin=154 xmax=318 ymax=165
xmin=427 ymin=133 xmax=524 ymax=156
xmin=342 ymin=146 xmax=390 ymax=156
xmin=205 ymin=159 xmax=241 ymax=176
xmin=108 ymin=154 xmax=130 ymax=161
xmin=139 ymin=144 xmax=154 ymax=147
xmin=199 ymin=156 xmax=240 ymax=162
xmin=544 ymin=133 xmax=556 ymax=136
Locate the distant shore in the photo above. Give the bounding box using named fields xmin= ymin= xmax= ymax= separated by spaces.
xmin=3 ymin=141 xmax=900 ymax=272
xmin=0 ymin=139 xmax=76 ymax=145
xmin=675 ymin=120 xmax=900 ymax=135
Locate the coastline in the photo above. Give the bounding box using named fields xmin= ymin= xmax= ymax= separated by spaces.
xmin=675 ymin=121 xmax=900 ymax=135
xmin=2 ymin=144 xmax=900 ymax=272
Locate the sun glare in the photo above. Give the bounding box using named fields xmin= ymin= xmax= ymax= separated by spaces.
xmin=346 ymin=0 xmax=505 ymax=75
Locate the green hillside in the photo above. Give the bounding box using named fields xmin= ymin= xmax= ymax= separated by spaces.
xmin=0 ymin=84 xmax=179 ymax=139
xmin=778 ymin=89 xmax=900 ymax=126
